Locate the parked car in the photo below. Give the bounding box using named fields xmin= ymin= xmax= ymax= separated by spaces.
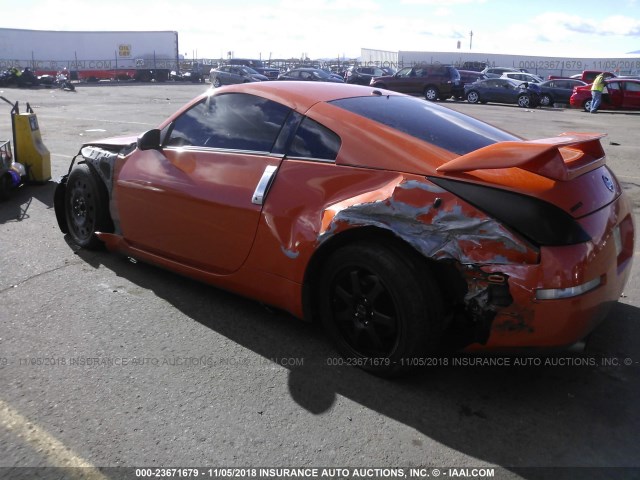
xmin=481 ymin=66 xmax=521 ymax=78
xmin=464 ymin=77 xmax=540 ymax=107
xmin=54 ymin=82 xmax=634 ymax=377
xmin=570 ymin=78 xmax=640 ymax=111
xmin=538 ymin=79 xmax=587 ymax=106
xmin=370 ymin=64 xmax=463 ymax=101
xmin=277 ymin=68 xmax=344 ymax=82
xmin=500 ymin=72 xmax=543 ymax=83
xmin=227 ymin=59 xmax=280 ymax=79
xmin=456 ymin=70 xmax=487 ymax=99
xmin=209 ymin=65 xmax=268 ymax=87
xmin=345 ymin=66 xmax=386 ymax=85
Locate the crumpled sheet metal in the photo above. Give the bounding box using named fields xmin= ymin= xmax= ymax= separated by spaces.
xmin=319 ymin=178 xmax=536 ymax=266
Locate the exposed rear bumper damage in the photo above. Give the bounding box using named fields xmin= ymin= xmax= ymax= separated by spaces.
xmin=319 ymin=176 xmax=634 ymax=351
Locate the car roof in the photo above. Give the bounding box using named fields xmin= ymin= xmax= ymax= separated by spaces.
xmin=606 ymin=78 xmax=640 ymax=83
xmin=204 ymin=82 xmax=398 ymax=112
xmin=541 ymin=79 xmax=586 ymax=85
xmin=477 ymin=77 xmax=520 ymax=85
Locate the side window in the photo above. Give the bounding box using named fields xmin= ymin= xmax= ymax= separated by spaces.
xmin=625 ymin=81 xmax=640 ymax=92
xmin=166 ymin=93 xmax=291 ymax=152
xmin=286 ymin=117 xmax=341 ymax=162
xmin=606 ymin=82 xmax=620 ymax=92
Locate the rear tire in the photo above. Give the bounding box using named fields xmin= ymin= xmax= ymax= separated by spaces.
xmin=517 ymin=94 xmax=531 ymax=108
xmin=319 ymin=242 xmax=444 ymax=377
xmin=424 ymin=86 xmax=439 ymax=101
xmin=540 ymin=94 xmax=552 ymax=107
xmin=64 ymin=163 xmax=111 ymax=249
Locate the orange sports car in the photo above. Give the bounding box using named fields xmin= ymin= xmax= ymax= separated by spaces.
xmin=54 ymin=82 xmax=634 ymax=376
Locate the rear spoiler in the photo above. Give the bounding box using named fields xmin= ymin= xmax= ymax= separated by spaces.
xmin=436 ymin=132 xmax=607 ymax=181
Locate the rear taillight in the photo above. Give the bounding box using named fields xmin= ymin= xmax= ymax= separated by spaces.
xmin=429 ymin=177 xmax=591 ymax=247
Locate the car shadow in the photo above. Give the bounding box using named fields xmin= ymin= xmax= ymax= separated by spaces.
xmin=0 ymin=180 xmax=56 ymax=224
xmin=73 ymin=247 xmax=640 ymax=477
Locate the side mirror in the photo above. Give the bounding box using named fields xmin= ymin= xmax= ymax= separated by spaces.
xmin=137 ymin=129 xmax=161 ymax=151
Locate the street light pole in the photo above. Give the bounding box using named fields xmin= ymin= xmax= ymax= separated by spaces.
xmin=470 ymin=30 xmax=473 ymax=50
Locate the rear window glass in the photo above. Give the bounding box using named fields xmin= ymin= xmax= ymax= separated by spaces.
xmin=329 ymin=95 xmax=518 ymax=155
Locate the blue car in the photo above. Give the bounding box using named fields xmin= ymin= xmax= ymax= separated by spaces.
xmin=464 ymin=78 xmax=540 ymax=108
xmin=538 ymin=79 xmax=587 ymax=106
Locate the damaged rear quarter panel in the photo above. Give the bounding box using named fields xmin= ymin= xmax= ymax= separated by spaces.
xmin=248 ymin=161 xmax=541 ymax=337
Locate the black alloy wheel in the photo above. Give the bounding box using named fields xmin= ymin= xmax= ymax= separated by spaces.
xmin=319 ymin=242 xmax=444 ymax=377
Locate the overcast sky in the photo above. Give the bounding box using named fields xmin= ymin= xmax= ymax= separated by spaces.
xmin=2 ymin=0 xmax=639 ymax=60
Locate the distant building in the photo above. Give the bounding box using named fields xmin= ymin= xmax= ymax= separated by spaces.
xmin=360 ymin=49 xmax=640 ymax=79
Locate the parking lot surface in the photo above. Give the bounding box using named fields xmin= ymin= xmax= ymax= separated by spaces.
xmin=1 ymin=84 xmax=639 ymax=479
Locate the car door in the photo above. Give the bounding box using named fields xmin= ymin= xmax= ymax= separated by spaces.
xmin=228 ymin=67 xmax=244 ymax=84
xmin=603 ymin=81 xmax=623 ymax=108
xmin=552 ymin=80 xmax=568 ymax=102
xmin=217 ymin=66 xmax=231 ymax=84
xmin=621 ymin=81 xmax=640 ymax=108
xmin=115 ymin=92 xmax=292 ymax=273
xmin=493 ymin=79 xmax=513 ymax=103
xmin=479 ymin=79 xmax=498 ymax=102
xmin=388 ymin=67 xmax=417 ymax=93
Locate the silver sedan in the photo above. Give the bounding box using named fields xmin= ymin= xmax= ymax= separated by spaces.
xmin=209 ymin=65 xmax=269 ymax=87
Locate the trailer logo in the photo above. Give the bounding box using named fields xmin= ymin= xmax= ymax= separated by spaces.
xmin=119 ymin=44 xmax=132 ymax=58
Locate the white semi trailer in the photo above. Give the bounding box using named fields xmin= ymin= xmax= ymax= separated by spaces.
xmin=0 ymin=28 xmax=180 ymax=81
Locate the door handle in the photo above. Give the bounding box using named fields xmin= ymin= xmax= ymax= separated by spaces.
xmin=252 ymin=165 xmax=278 ymax=205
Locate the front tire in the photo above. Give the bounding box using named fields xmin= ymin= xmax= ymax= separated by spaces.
xmin=319 ymin=242 xmax=444 ymax=377
xmin=583 ymin=99 xmax=592 ymax=111
xmin=213 ymin=77 xmax=222 ymax=88
xmin=540 ymin=93 xmax=552 ymax=107
xmin=64 ymin=163 xmax=111 ymax=249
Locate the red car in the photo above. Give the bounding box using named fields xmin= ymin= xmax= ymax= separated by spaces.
xmin=570 ymin=78 xmax=640 ymax=111
xmin=54 ymin=82 xmax=634 ymax=376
